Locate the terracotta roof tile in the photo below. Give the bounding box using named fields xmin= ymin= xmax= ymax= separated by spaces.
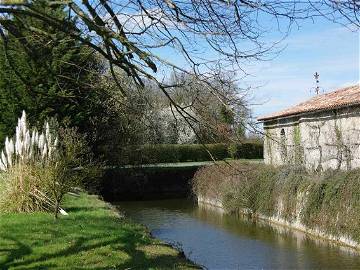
xmin=258 ymin=84 xmax=360 ymax=121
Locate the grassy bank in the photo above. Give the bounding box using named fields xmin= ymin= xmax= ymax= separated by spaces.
xmin=0 ymin=193 xmax=199 ymax=269
xmin=193 ymin=162 xmax=360 ymax=246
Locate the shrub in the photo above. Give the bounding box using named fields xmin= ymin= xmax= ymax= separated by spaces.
xmin=45 ymin=126 xmax=103 ymax=218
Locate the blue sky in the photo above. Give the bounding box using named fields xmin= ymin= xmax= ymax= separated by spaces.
xmin=74 ymin=2 xmax=359 ymax=121
xmin=150 ymin=15 xmax=359 ymax=120
xmin=248 ymin=20 xmax=359 ymax=119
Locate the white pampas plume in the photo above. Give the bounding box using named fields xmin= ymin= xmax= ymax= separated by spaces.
xmin=0 ymin=159 xmax=6 ymax=171
xmin=1 ymin=110 xmax=59 ymax=169
xmin=54 ymin=137 xmax=58 ymax=147
xmin=48 ymin=133 xmax=52 ymax=145
xmin=45 ymin=122 xmax=50 ymax=142
xmin=21 ymin=110 xmax=26 ymax=122
xmin=5 ymin=137 xmax=13 ymax=167
xmin=31 ymin=129 xmax=36 ymax=147
xmin=42 ymin=143 xmax=47 ymax=159
xmin=8 ymin=139 xmax=14 ymax=161
xmin=9 ymin=138 xmax=14 ymax=155
xmin=30 ymin=130 xmax=36 ymax=157
xmin=1 ymin=151 xmax=7 ymax=169
xmin=15 ymin=126 xmax=20 ymax=154
xmin=33 ymin=130 xmax=39 ymax=147
xmin=48 ymin=147 xmax=52 ymax=159
xmin=5 ymin=137 xmax=9 ymax=154
xmin=20 ymin=110 xmax=26 ymax=138
xmin=25 ymin=130 xmax=31 ymax=155
xmin=7 ymin=139 xmax=15 ymax=166
xmin=15 ymin=139 xmax=21 ymax=157
xmin=38 ymin=134 xmax=45 ymax=151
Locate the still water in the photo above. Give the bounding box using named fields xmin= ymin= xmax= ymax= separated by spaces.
xmin=117 ymin=199 xmax=360 ymax=269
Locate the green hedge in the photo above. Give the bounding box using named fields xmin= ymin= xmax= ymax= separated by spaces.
xmin=227 ymin=142 xmax=263 ymax=159
xmin=113 ymin=142 xmax=263 ymax=165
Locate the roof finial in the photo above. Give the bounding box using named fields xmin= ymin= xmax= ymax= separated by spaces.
xmin=313 ymin=72 xmax=320 ymax=95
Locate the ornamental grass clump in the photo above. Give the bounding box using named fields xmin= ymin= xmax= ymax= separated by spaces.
xmin=0 ymin=111 xmax=58 ymax=171
xmin=0 ymin=111 xmax=101 ymax=217
xmin=0 ymin=111 xmax=58 ymax=212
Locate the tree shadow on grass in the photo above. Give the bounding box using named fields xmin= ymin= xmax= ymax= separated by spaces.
xmin=62 ymin=206 xmax=107 ymax=213
xmin=0 ymin=216 xmax=198 ymax=269
xmin=0 ymin=236 xmax=32 ymax=268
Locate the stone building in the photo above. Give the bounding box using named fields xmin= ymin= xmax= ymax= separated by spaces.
xmin=258 ymin=85 xmax=360 ymax=171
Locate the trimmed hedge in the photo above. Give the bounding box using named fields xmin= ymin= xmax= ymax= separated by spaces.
xmin=227 ymin=142 xmax=263 ymax=159
xmin=111 ymin=142 xmax=263 ymax=165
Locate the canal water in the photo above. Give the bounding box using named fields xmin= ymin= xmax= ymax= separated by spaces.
xmin=117 ymin=199 xmax=360 ymax=269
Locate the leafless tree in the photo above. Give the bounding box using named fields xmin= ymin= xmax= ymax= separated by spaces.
xmin=168 ymin=70 xmax=250 ymax=142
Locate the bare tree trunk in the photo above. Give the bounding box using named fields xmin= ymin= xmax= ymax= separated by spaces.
xmin=54 ymin=199 xmax=60 ymax=219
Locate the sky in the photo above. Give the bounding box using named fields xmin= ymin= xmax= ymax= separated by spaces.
xmin=149 ymin=12 xmax=359 ymax=121
xmin=247 ymin=20 xmax=359 ymax=119
xmin=71 ymin=2 xmax=359 ymax=122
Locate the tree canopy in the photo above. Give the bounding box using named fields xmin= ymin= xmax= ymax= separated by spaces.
xmin=0 ymin=0 xmax=108 ymax=142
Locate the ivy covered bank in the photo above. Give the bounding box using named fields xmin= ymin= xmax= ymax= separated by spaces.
xmin=193 ymin=162 xmax=360 ymax=250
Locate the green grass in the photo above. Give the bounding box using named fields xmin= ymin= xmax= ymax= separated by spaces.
xmin=0 ymin=193 xmax=200 ymax=269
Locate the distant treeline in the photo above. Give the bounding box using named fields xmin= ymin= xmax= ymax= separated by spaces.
xmin=104 ymin=141 xmax=263 ymax=165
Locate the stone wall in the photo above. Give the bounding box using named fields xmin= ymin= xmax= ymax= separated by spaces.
xmin=197 ymin=194 xmax=360 ymax=250
xmin=263 ymin=105 xmax=360 ymax=171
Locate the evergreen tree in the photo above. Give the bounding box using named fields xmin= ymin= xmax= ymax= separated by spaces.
xmin=0 ymin=0 xmax=106 ymax=143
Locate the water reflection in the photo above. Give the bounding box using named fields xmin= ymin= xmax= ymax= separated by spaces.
xmin=116 ymin=199 xmax=360 ymax=269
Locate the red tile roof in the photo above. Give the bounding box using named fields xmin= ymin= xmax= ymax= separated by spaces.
xmin=258 ymin=84 xmax=360 ymax=121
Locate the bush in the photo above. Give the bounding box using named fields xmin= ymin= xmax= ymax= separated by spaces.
xmin=114 ymin=142 xmax=263 ymax=165
xmin=45 ymin=126 xmax=103 ymax=217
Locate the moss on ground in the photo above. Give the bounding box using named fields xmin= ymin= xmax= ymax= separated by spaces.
xmin=0 ymin=193 xmax=199 ymax=269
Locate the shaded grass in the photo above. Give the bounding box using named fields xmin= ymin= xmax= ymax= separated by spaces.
xmin=0 ymin=193 xmax=200 ymax=269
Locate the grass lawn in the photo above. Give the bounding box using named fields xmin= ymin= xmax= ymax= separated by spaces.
xmin=0 ymin=193 xmax=200 ymax=269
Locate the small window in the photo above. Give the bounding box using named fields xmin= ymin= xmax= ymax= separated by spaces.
xmin=280 ymin=128 xmax=287 ymax=163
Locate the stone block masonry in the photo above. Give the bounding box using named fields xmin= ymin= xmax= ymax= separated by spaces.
xmin=259 ymin=85 xmax=360 ymax=171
